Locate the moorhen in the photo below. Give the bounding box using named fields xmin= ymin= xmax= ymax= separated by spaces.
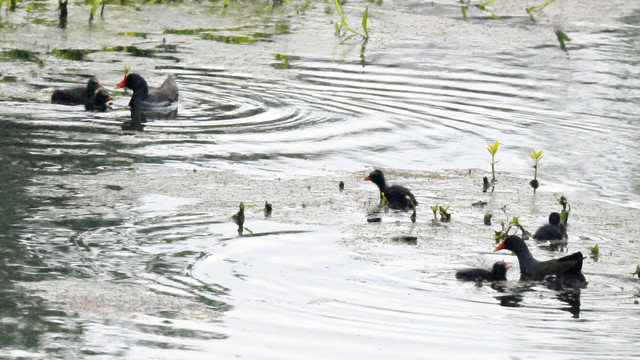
xmin=51 ymin=77 xmax=103 ymax=105
xmin=84 ymin=88 xmax=115 ymax=112
xmin=494 ymin=235 xmax=586 ymax=289
xmin=456 ymin=261 xmax=510 ymax=282
xmin=115 ymin=73 xmax=178 ymax=110
xmin=533 ymin=212 xmax=567 ymax=241
xmin=364 ymin=169 xmax=418 ymax=210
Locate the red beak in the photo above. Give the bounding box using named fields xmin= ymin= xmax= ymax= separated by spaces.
xmin=115 ymin=76 xmax=128 ymax=89
xmin=494 ymin=238 xmax=507 ymax=252
xmin=364 ymin=175 xmax=371 ymax=181
xmin=97 ymin=83 xmax=104 ymax=88
xmin=107 ymin=95 xmax=115 ymax=101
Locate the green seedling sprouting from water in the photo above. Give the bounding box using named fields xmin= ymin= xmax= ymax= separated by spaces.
xmin=555 ymin=27 xmax=571 ymax=53
xmin=406 ymin=195 xmax=417 ymax=223
xmin=487 ymin=140 xmax=499 ymax=183
xmin=493 ymin=220 xmax=507 ymax=241
xmin=530 ymin=150 xmax=542 ymax=194
xmin=484 ymin=212 xmax=492 ymax=225
xmin=334 ymin=0 xmax=369 ymax=42
xmin=431 ymin=203 xmax=439 ymax=222
xmin=232 ymin=202 xmax=254 ymax=236
xmin=439 ymin=205 xmax=452 ymax=223
xmin=494 ymin=216 xmax=530 ymax=241
xmin=460 ymin=0 xmax=502 ymax=20
xmin=460 ymin=0 xmax=468 ymax=20
xmin=554 ymin=194 xmax=571 ymax=226
xmin=380 ymin=191 xmax=388 ymax=208
xmin=1 ymin=0 xmax=16 ymax=11
xmin=590 ymin=244 xmax=599 ymax=261
xmin=526 ymin=0 xmax=556 ymax=23
xmin=509 ymin=217 xmax=530 ymax=239
xmin=475 ymin=0 xmax=502 ymax=19
xmin=89 ymin=0 xmax=106 ymax=24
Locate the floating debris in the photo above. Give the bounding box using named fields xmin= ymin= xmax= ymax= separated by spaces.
xmin=482 ymin=176 xmax=492 ymax=193
xmin=264 ymin=201 xmax=272 ymax=217
xmin=472 ymin=201 xmax=488 ymax=208
xmin=392 ymin=236 xmax=417 ymax=245
xmin=339 ymin=181 xmax=344 ymax=192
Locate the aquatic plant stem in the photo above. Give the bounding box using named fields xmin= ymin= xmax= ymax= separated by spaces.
xmin=487 ymin=141 xmax=499 ymax=183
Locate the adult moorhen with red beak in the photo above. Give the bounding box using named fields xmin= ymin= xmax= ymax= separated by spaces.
xmin=533 ymin=212 xmax=567 ymax=241
xmin=456 ymin=261 xmax=510 ymax=282
xmin=364 ymin=169 xmax=418 ymax=210
xmin=494 ymin=235 xmax=586 ymax=289
xmin=115 ymin=73 xmax=178 ymax=110
xmin=51 ymin=77 xmax=103 ymax=105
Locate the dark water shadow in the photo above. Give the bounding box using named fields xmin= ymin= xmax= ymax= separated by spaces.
xmin=122 ymin=105 xmax=179 ymax=131
xmin=495 ymin=281 xmax=582 ymax=317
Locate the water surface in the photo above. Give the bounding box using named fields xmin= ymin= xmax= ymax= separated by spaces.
xmin=1 ymin=0 xmax=640 ymax=358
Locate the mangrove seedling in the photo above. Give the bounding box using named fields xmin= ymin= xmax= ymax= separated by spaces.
xmin=406 ymin=195 xmax=417 ymax=223
xmin=334 ymin=0 xmax=369 ymax=42
xmin=460 ymin=0 xmax=468 ymax=20
xmin=232 ymin=202 xmax=253 ymax=236
xmin=58 ymin=0 xmax=68 ymax=29
xmin=555 ymin=194 xmax=571 ymax=226
xmin=380 ymin=192 xmax=388 ymax=208
xmin=530 ymin=150 xmax=543 ymax=194
xmin=232 ymin=202 xmax=245 ymax=235
xmin=475 ymin=0 xmax=502 ymax=19
xmin=431 ymin=203 xmax=439 ymax=222
xmin=487 ymin=141 xmax=499 ymax=183
xmin=494 ymin=216 xmax=530 ymax=241
xmin=509 ymin=217 xmax=530 ymax=239
xmin=632 ymin=265 xmax=640 ymax=279
xmin=89 ymin=0 xmax=104 ymax=23
xmin=484 ymin=212 xmax=492 ymax=226
xmin=493 ymin=220 xmax=507 ymax=242
xmin=439 ymin=205 xmax=452 ymax=223
xmin=526 ymin=0 xmax=556 ymax=23
xmin=264 ymin=201 xmax=272 ymax=217
xmin=590 ymin=244 xmax=599 ymax=261
xmin=555 ymin=27 xmax=571 ymax=53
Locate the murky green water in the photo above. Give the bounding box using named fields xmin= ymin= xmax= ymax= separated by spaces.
xmin=1 ymin=0 xmax=640 ymax=358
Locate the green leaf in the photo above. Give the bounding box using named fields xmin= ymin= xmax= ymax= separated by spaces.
xmin=487 ymin=140 xmax=499 ymax=155
xmin=362 ymin=6 xmax=369 ymax=39
xmin=461 ymin=5 xmax=467 ymax=20
xmin=335 ymin=0 xmax=344 ymax=18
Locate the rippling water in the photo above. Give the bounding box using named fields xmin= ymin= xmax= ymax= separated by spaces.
xmin=1 ymin=0 xmax=640 ymax=358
